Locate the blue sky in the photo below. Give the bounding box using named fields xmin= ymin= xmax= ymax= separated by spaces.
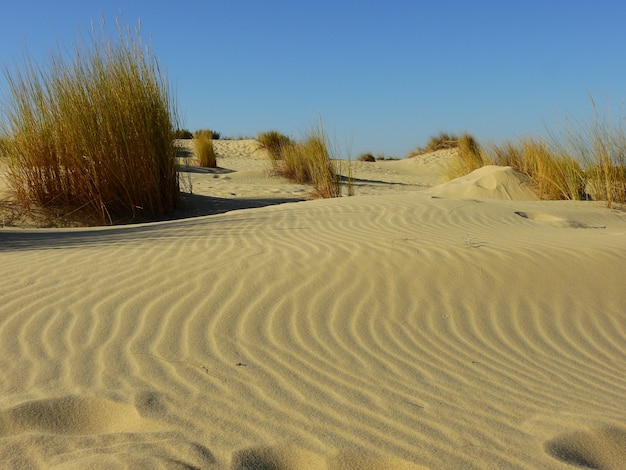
xmin=2 ymin=1 xmax=626 ymax=157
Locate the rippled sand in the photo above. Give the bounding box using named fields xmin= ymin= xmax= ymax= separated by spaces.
xmin=1 ymin=141 xmax=625 ymax=468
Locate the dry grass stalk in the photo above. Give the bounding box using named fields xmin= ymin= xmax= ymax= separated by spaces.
xmin=194 ymin=130 xmax=217 ymax=168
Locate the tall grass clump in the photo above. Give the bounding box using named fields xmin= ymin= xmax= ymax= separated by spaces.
xmin=487 ymin=99 xmax=626 ymax=205
xmin=268 ymin=121 xmax=340 ymax=198
xmin=258 ymin=130 xmax=293 ymax=162
xmin=193 ymin=129 xmax=217 ymax=167
xmin=0 ymin=17 xmax=179 ymax=224
xmin=407 ymin=131 xmax=461 ymax=157
xmin=488 ymin=138 xmax=585 ymax=200
xmin=444 ymin=133 xmax=488 ymax=180
xmin=556 ymin=99 xmax=626 ymax=207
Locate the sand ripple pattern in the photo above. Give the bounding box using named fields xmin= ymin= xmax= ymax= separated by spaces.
xmin=1 ymin=194 xmax=626 ymax=468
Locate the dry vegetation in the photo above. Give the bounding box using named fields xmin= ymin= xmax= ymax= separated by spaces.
xmin=193 ymin=129 xmax=217 ymax=168
xmin=0 ymin=17 xmax=179 ymax=224
xmin=486 ymin=105 xmax=626 ymax=206
xmin=357 ymin=153 xmax=376 ymax=162
xmin=258 ymin=130 xmax=293 ymax=161
xmin=408 ymin=112 xmax=626 ymax=207
xmin=408 ymin=131 xmax=462 ymax=157
xmin=487 ymin=138 xmax=586 ymax=201
xmin=259 ymin=123 xmax=341 ymax=198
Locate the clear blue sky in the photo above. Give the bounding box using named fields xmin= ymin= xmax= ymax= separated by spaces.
xmin=2 ymin=0 xmax=626 ymax=157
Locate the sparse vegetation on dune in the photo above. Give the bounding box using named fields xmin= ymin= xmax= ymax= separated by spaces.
xmin=357 ymin=152 xmax=376 ymax=162
xmin=443 ymin=133 xmax=488 ymax=180
xmin=405 ymin=107 xmax=626 ymax=205
xmin=258 ymin=130 xmax=293 ymax=162
xmin=262 ymin=122 xmax=341 ymax=198
xmin=408 ymin=131 xmax=462 ymax=157
xmin=193 ymin=130 xmax=217 ymax=168
xmin=487 ymin=138 xmax=585 ymax=200
xmin=486 ymin=104 xmax=626 ymax=205
xmin=0 ymin=17 xmax=179 ymax=224
xmin=194 ymin=128 xmax=220 ymax=140
xmin=173 ymin=128 xmax=193 ymax=139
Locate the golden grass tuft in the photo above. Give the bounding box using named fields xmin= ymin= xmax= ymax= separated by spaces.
xmin=266 ymin=120 xmax=340 ymax=198
xmin=444 ymin=133 xmax=488 ymax=180
xmin=258 ymin=130 xmax=293 ymax=162
xmin=487 ymin=100 xmax=626 ymax=205
xmin=193 ymin=130 xmax=217 ymax=168
xmin=407 ymin=131 xmax=461 ymax=157
xmin=558 ymin=99 xmax=626 ymax=207
xmin=487 ymin=138 xmax=585 ymax=200
xmin=0 ymin=17 xmax=179 ymax=224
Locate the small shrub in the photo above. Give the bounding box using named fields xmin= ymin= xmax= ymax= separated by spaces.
xmin=258 ymin=130 xmax=293 ymax=162
xmin=357 ymin=152 xmax=375 ymax=162
xmin=408 ymin=131 xmax=461 ymax=157
xmin=425 ymin=132 xmax=461 ymax=151
xmin=193 ymin=128 xmax=220 ymax=140
xmin=193 ymin=130 xmax=216 ymax=168
xmin=173 ymin=128 xmax=193 ymax=139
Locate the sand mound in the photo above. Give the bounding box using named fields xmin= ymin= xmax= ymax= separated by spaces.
xmin=428 ymin=165 xmax=539 ymax=200
xmin=0 ymin=395 xmax=157 ymax=436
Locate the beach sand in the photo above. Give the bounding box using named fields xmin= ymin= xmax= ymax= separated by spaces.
xmin=1 ymin=140 xmax=626 ymax=468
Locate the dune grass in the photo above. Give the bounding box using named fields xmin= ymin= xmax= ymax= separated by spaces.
xmin=487 ymin=138 xmax=585 ymax=200
xmin=258 ymin=130 xmax=293 ymax=162
xmin=486 ymin=102 xmax=626 ymax=205
xmin=264 ymin=121 xmax=341 ymax=198
xmin=555 ymin=101 xmax=626 ymax=207
xmin=408 ymin=131 xmax=461 ymax=157
xmin=0 ymin=17 xmax=179 ymax=224
xmin=443 ymin=133 xmax=488 ymax=180
xmin=193 ymin=130 xmax=217 ymax=168
xmin=415 ymin=108 xmax=626 ymax=206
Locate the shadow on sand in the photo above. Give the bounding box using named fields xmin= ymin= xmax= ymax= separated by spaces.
xmin=0 ymin=194 xmax=304 ymax=252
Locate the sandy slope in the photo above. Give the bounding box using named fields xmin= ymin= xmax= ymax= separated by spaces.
xmin=1 ymin=141 xmax=626 ymax=469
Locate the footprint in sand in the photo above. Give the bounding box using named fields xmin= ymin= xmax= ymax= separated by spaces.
xmin=231 ymin=445 xmax=429 ymax=470
xmin=544 ymin=425 xmax=626 ymax=470
xmin=0 ymin=395 xmax=218 ymax=468
xmin=0 ymin=395 xmax=157 ymax=436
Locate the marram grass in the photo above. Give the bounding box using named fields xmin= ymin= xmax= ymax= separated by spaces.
xmin=267 ymin=121 xmax=341 ymax=198
xmin=194 ymin=130 xmax=217 ymax=168
xmin=0 ymin=17 xmax=179 ymax=224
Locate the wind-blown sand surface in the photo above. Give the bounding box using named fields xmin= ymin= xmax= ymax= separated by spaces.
xmin=1 ymin=140 xmax=626 ymax=469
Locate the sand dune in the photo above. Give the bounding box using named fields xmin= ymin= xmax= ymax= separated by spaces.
xmin=1 ymin=141 xmax=626 ymax=468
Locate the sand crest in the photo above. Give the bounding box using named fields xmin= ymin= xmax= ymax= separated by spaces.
xmin=1 ymin=142 xmax=626 ymax=468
